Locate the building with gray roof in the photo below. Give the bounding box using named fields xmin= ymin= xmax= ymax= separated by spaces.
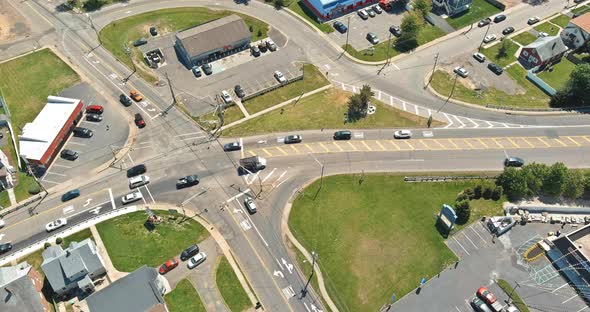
xmin=175 ymin=14 xmax=251 ymax=68
xmin=86 ymin=265 xmax=168 ymax=312
xmin=0 ymin=261 xmax=51 ymax=312
xmin=518 ymin=36 xmax=569 ymax=70
xmin=41 ymin=238 xmax=106 ymax=298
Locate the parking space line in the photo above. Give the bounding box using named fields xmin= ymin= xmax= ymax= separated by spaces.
xmin=476 ymin=138 xmax=489 ymax=148
xmin=52 ymin=164 xmax=72 ymax=169
xmin=361 ymin=141 xmax=372 ymax=151
xmin=262 ymin=168 xmax=276 ymax=183
xmin=275 ymin=147 xmax=289 ymax=156
xmin=402 ymin=141 xmax=414 ymax=150
xmin=388 ymin=140 xmax=400 ymax=150
xmin=563 ymin=294 xmax=578 ymax=304
xmin=455 ymin=306 xmax=461 ymax=312
xmin=463 ymin=232 xmax=478 ymax=249
xmin=143 ymin=185 xmax=156 ymax=203
xmin=470 ymin=225 xmax=488 ymax=245
xmin=552 ymin=283 xmax=569 ymax=293
xmin=318 ymin=143 xmax=330 ymax=152
xmin=41 ymin=179 xmax=60 ymax=184
xmin=332 ymin=142 xmax=344 ymax=151
xmin=375 ymin=141 xmax=386 ymax=150
xmin=553 ymin=138 xmax=567 ymax=147
xmin=576 ymin=306 xmax=588 ymax=312
xmin=453 ymin=236 xmax=470 ymax=255
xmin=45 ymin=171 xmax=66 ymax=177
xmin=347 ymin=141 xmax=358 ymax=151
xmin=566 ymin=136 xmax=581 ymax=147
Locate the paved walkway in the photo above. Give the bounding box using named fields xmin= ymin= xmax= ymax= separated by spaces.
xmin=7 ymin=188 xmax=16 ymax=205
xmin=89 ymin=225 xmax=127 ymax=282
xmin=235 ymin=100 xmax=250 ymax=118
xmin=427 ymin=13 xmax=456 ymax=34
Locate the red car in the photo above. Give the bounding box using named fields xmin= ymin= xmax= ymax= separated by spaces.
xmin=85 ymin=105 xmax=104 ymax=114
xmin=477 ymin=286 xmax=497 ymax=304
xmin=159 ymin=258 xmax=179 ymax=274
xmin=134 ymin=113 xmax=146 ymax=128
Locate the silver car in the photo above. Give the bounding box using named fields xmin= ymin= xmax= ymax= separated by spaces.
xmin=394 ymin=130 xmax=412 ymax=139
xmin=187 ymin=252 xmax=207 ymax=269
xmin=244 ymin=197 xmax=257 ymax=214
xmin=121 ymin=191 xmax=143 ymax=205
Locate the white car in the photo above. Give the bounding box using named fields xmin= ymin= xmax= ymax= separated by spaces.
xmin=244 ymin=197 xmax=257 ymax=214
xmin=121 ymin=191 xmax=143 ymax=205
xmin=483 ymin=34 xmax=497 ymax=43
xmin=473 ymin=52 xmax=486 ymax=62
xmin=46 ymin=218 xmax=67 ymax=232
xmin=187 ymin=252 xmax=207 ymax=269
xmin=453 ymin=67 xmax=469 ymax=78
xmin=274 ymin=71 xmax=286 ymax=84
xmin=220 ymin=90 xmax=233 ymax=104
xmin=358 ymin=9 xmax=369 ymax=20
xmin=0 ymin=219 xmax=5 ymax=229
xmin=394 ymin=130 xmax=412 ymax=139
xmin=537 ymin=32 xmax=549 ymax=38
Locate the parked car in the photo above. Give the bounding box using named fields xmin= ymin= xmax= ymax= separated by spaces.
xmin=389 ymin=25 xmax=401 ymax=37
xmin=574 ymin=0 xmax=584 ymax=3
xmin=73 ymin=127 xmax=93 ymax=138
xmin=86 ymin=113 xmax=103 ymax=122
xmin=234 ymin=85 xmax=246 ymax=98
xmin=471 ymin=297 xmax=493 ymax=312
xmin=358 ymin=9 xmax=369 ymax=20
xmin=251 ymin=45 xmax=261 ymax=57
xmin=221 ymin=90 xmax=233 ymax=103
xmin=528 ymin=16 xmax=540 ymax=25
xmin=367 ymin=8 xmax=376 ymax=17
xmin=224 ymin=142 xmax=241 ymax=151
xmin=372 ymin=5 xmax=383 ymax=13
xmin=130 ymin=90 xmax=143 ymax=102
xmin=202 ymin=63 xmax=213 ymax=75
xmin=502 ymin=26 xmax=515 ymax=35
xmin=132 ymin=38 xmax=147 ymax=47
xmin=366 ymin=32 xmax=379 ymax=44
xmin=274 ymin=71 xmax=287 ymax=83
xmin=129 ymin=175 xmax=150 ymax=189
xmin=180 ymin=245 xmax=200 ymax=261
xmin=61 ymin=189 xmax=80 ymax=202
xmin=493 ymin=14 xmax=506 ymax=23
xmin=488 ymin=62 xmax=503 ymax=75
xmin=258 ymin=42 xmax=268 ymax=53
xmin=0 ymin=242 xmax=12 ymax=255
xmin=187 ymin=252 xmax=207 ymax=269
xmin=504 ymin=157 xmax=524 ymax=167
xmin=476 ymin=286 xmax=497 ymax=305
xmin=0 ymin=219 xmax=5 ymax=228
xmin=266 ymin=39 xmax=277 ymax=51
xmin=506 ymin=305 xmax=521 ymax=312
xmin=46 ymin=218 xmax=67 ymax=232
xmin=478 ymin=18 xmax=492 ymax=27
xmin=483 ymin=34 xmax=497 ymax=43
xmin=538 ymin=32 xmax=549 ymax=38
xmin=454 ymin=67 xmax=469 ymax=78
xmin=333 ymin=21 xmax=348 ymax=33
xmin=284 ymin=135 xmax=302 ymax=144
xmin=149 ymin=26 xmax=157 ymax=36
xmin=191 ymin=66 xmax=202 ymax=77
xmin=121 ymin=191 xmax=143 ymax=205
xmin=176 ymin=175 xmax=199 ymax=189
xmin=85 ymin=105 xmax=103 ymax=114
xmin=135 ymin=113 xmax=146 ymax=128
xmin=333 ymin=130 xmax=352 ymax=140
xmin=159 ymin=258 xmax=179 ymax=274
xmin=127 ymin=164 xmax=146 ymax=178
xmin=394 ymin=130 xmax=412 ymax=139
xmin=119 ymin=94 xmax=132 ymax=107
xmin=61 ymin=149 xmax=79 ymax=161
xmin=244 ymin=196 xmax=257 ymax=214
xmin=473 ymin=52 xmax=486 ymax=62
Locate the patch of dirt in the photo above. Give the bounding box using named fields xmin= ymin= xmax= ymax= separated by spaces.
xmin=0 ymin=0 xmax=31 ymax=43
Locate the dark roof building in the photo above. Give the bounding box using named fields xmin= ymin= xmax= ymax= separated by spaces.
xmin=175 ymin=15 xmax=251 ymax=67
xmin=0 ymin=261 xmax=51 ymax=312
xmin=86 ymin=266 xmax=169 ymax=312
xmin=518 ymin=36 xmax=568 ymax=70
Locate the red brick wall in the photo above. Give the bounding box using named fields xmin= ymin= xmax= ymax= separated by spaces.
xmin=38 ymin=100 xmax=83 ymax=167
xmin=27 ymin=268 xmax=51 ymax=312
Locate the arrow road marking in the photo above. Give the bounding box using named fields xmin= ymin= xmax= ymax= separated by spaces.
xmin=89 ymin=206 xmax=102 ymax=215
xmin=273 ymin=270 xmax=284 ymax=278
xmin=281 ymin=258 xmax=294 ymax=274
xmin=83 ymin=198 xmax=93 ymax=207
xmin=147 ymin=108 xmax=156 ymax=112
xmin=311 ymin=304 xmax=323 ymax=312
xmin=233 ymin=208 xmax=244 ymax=214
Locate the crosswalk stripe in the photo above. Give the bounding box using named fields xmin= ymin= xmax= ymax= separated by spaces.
xmin=463 ymin=139 xmax=475 ymax=149
xmin=506 ymin=137 xmax=519 ymax=148
xmin=566 ymin=137 xmax=581 ymax=147
xmin=303 ymin=144 xmax=314 ymax=152
xmin=361 ymin=141 xmax=372 ymax=151
xmin=275 ymin=147 xmax=289 ymax=155
xmin=319 ymin=142 xmax=330 ymax=152
xmin=389 ymin=140 xmax=400 ymax=150
xmin=447 ymin=139 xmax=459 ymax=149
xmin=290 ymin=145 xmax=300 ymax=153
xmin=375 ymin=141 xmax=386 ymax=150
xmin=537 ymin=137 xmax=551 ymax=147
xmin=262 ymin=148 xmax=273 ymax=156
xmin=476 ymin=138 xmax=489 ymax=148
xmin=521 ymin=138 xmax=534 ymax=148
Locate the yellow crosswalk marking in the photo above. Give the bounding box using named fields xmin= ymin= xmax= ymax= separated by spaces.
xmin=463 ymin=139 xmax=475 ymax=149
xmin=521 ymin=138 xmax=534 ymax=148
xmin=418 ymin=140 xmax=431 ymax=150
xmin=432 ymin=140 xmax=445 ymax=149
xmin=303 ymin=144 xmax=315 ymax=152
xmin=389 ymin=140 xmax=400 ymax=150
xmin=319 ymin=142 xmax=330 ymax=152
xmin=566 ymin=137 xmax=581 ymax=147
xmin=447 ymin=139 xmax=459 ymax=149
xmin=275 ymin=147 xmax=289 ymax=155
xmin=262 ymin=148 xmax=273 ymax=156
xmin=290 ymin=145 xmax=300 ymax=153
xmin=537 ymin=137 xmax=550 ymax=147
xmin=332 ymin=142 xmax=344 ymax=151
xmin=375 ymin=141 xmax=386 ymax=150
xmin=553 ymin=138 xmax=567 ymax=147
xmin=506 ymin=137 xmax=519 ymax=148
xmin=476 ymin=138 xmax=489 ymax=148
xmin=361 ymin=141 xmax=372 ymax=151
xmin=347 ymin=141 xmax=358 ymax=151
xmin=405 ymin=141 xmax=415 ymax=150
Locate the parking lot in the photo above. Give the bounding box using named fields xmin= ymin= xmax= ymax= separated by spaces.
xmin=327 ymin=5 xmax=406 ymax=50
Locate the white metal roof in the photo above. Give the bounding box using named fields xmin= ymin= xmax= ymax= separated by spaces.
xmin=19 ymin=96 xmax=81 ymax=161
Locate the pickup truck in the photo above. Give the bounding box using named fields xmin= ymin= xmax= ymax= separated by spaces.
xmin=239 ymin=156 xmax=267 ymax=172
xmin=176 ymin=175 xmax=199 ymax=189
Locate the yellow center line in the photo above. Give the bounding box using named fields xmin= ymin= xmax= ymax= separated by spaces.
xmin=332 ymin=142 xmax=344 ymax=151
xmin=521 ymin=138 xmax=534 ymax=148
xmin=361 ymin=141 xmax=372 ymax=151
xmin=319 ymin=142 xmax=330 ymax=152
xmin=463 ymin=139 xmax=475 ymax=149
xmin=347 ymin=141 xmax=358 ymax=151
xmin=389 ymin=140 xmax=401 ymax=150
xmin=262 ymin=148 xmax=273 ymax=156
xmin=537 ymin=137 xmax=550 ymax=147
xmin=566 ymin=137 xmax=581 ymax=147
xmin=553 ymin=138 xmax=567 ymax=147
xmin=447 ymin=139 xmax=459 ymax=149
xmin=375 ymin=141 xmax=386 ymax=150
xmin=303 ymin=144 xmax=315 ymax=152
xmin=506 ymin=137 xmax=519 ymax=148
xmin=290 ymin=145 xmax=300 ymax=154
xmin=275 ymin=146 xmax=289 ymax=155
xmin=492 ymin=138 xmax=503 ymax=149
xmin=476 ymin=138 xmax=489 ymax=149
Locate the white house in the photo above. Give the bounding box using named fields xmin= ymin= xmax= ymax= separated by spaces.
xmin=561 ymin=12 xmax=590 ymax=49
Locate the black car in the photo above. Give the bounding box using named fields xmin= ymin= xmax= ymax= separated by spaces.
xmin=251 ymin=45 xmax=261 ymax=57
xmin=0 ymin=243 xmax=12 ymax=255
xmin=574 ymin=0 xmax=584 ymax=3
xmin=504 ymin=157 xmax=524 ymax=167
xmin=478 ymin=18 xmax=492 ymax=27
xmin=73 ymin=127 xmax=93 ymax=138
xmin=493 ymin=14 xmax=506 ymax=23
xmin=180 ymin=245 xmax=200 ymax=261
xmin=61 ymin=189 xmax=81 ymax=202
xmin=487 ymin=63 xmax=503 ymax=75
xmin=135 ymin=113 xmax=146 ymax=128
xmin=176 ymin=175 xmax=199 ymax=189
xmin=120 ymin=94 xmax=132 ymax=107
xmin=285 ymin=135 xmax=302 ymax=144
xmin=234 ymin=85 xmax=246 ymax=98
xmin=127 ymin=164 xmax=146 ymax=178
xmin=86 ymin=113 xmax=102 ymax=122
xmin=61 ymin=149 xmax=79 ymax=161
xmin=333 ymin=21 xmax=348 ymax=33
xmin=333 ymin=130 xmax=352 ymax=140
xmin=223 ymin=142 xmax=241 ymax=151
xmin=202 ymin=63 xmax=213 ymax=75
xmin=389 ymin=25 xmax=401 ymax=37
xmin=258 ymin=43 xmax=268 ymax=53
xmin=191 ymin=66 xmax=202 ymax=78
xmin=133 ymin=38 xmax=147 ymax=47
xmin=502 ymin=27 xmax=515 ymax=35
xmin=149 ymin=26 xmax=158 ymax=36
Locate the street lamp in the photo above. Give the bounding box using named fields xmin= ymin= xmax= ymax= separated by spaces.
xmin=86 ymin=13 xmax=102 ymax=49
xmin=301 ymin=251 xmax=317 ymax=298
xmin=122 ymin=44 xmax=136 ymax=82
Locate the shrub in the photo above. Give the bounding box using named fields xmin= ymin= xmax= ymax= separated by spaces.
xmin=482 ymin=185 xmax=494 ymax=200
xmin=474 ymin=184 xmax=483 ymax=199
xmin=257 ymin=29 xmax=263 ymax=37
xmin=463 ymin=187 xmax=475 ymax=200
xmin=455 ymin=200 xmax=471 ymax=224
xmin=28 ymin=185 xmax=41 ymax=195
xmin=44 ymin=242 xmax=51 ymax=249
xmin=492 ymin=186 xmax=503 ymax=201
xmin=56 ymin=237 xmax=63 ymax=245
xmin=496 ymin=168 xmax=528 ymax=200
xmin=249 ymin=25 xmax=253 ymax=32
xmin=456 ymin=192 xmax=469 ymax=202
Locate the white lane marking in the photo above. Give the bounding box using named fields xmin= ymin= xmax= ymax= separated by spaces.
xmin=108 ymin=188 xmax=116 ymax=210
xmin=63 ymin=206 xmax=75 ymax=214
xmin=281 ymin=258 xmax=294 ymax=274
xmin=275 ymin=258 xmax=284 ymax=270
xmin=52 ymin=164 xmax=72 ymax=169
xmin=181 ymin=136 xmax=207 ymax=141
xmin=576 ymin=305 xmax=588 ymax=312
xmin=485 ymin=121 xmax=494 ymax=128
xmin=402 ymin=101 xmax=407 ymax=111
xmin=353 ymin=132 xmax=364 ymax=139
xmin=453 ymin=115 xmax=466 ymax=128
xmin=377 ymin=90 xmax=382 ymax=100
xmin=261 ymin=168 xmax=277 ymax=183
xmin=563 ymin=294 xmax=578 ymax=304
xmin=466 ymin=118 xmax=479 ymax=128
xmin=143 ymin=185 xmax=156 ymax=203
xmin=304 ymin=302 xmax=312 ymax=312
xmin=226 ymin=188 xmax=251 ymax=203
xmin=470 ymin=225 xmax=487 ymax=245
xmin=240 ymin=137 xmax=244 ymax=159
xmin=69 ymin=201 xmax=109 ymax=218
xmin=127 ymin=153 xmax=135 ymax=165
xmin=139 ymin=141 xmax=151 ymax=145
xmin=234 ymin=198 xmax=269 ymax=247
xmin=423 ymin=131 xmax=433 ymax=137
xmin=41 ymin=179 xmax=60 ymax=184
xmin=131 ymin=146 xmax=152 ymax=150
xmin=309 ymin=153 xmax=323 ymax=167
xmin=552 ymin=283 xmax=569 ymax=293
xmin=245 ymin=171 xmax=261 ymax=185
xmin=463 ymin=232 xmax=478 ymax=249
xmin=414 ymin=104 xmax=419 ymax=115
xmin=389 ymin=96 xmax=393 ymax=106
xmin=502 ymin=123 xmax=510 ymax=128
xmin=83 ymin=198 xmax=93 ymax=207
xmin=0 ymin=233 xmax=5 ymax=241
xmin=443 ymin=113 xmax=454 ymax=128
xmin=455 ymin=306 xmax=462 ymax=312
xmin=45 ymin=171 xmax=66 ymax=177
xmin=274 ymin=270 xmax=285 ymax=278
xmin=453 ymin=236 xmax=470 ymax=255
xmin=274 ymin=177 xmax=290 ymax=189
xmin=392 ymin=63 xmax=400 ymax=70
xmin=175 ymin=132 xmax=203 ymax=137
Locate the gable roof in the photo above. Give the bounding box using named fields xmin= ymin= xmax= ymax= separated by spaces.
xmin=0 ymin=274 xmax=47 ymax=312
xmin=86 ymin=266 xmax=167 ymax=312
xmin=571 ymin=12 xmax=590 ymax=33
xmin=176 ymin=15 xmax=250 ymax=57
xmin=0 ymin=261 xmax=31 ymax=287
xmin=524 ymin=36 xmax=568 ymax=61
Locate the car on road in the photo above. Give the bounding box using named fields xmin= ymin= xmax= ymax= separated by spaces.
xmin=478 ymin=18 xmax=492 ymax=27
xmin=366 ymin=32 xmax=379 ymax=44
xmin=86 ymin=113 xmax=103 ymax=122
xmin=129 ymin=175 xmax=150 ymax=189
xmin=223 ymin=142 xmax=241 ymax=151
xmin=504 ymin=157 xmax=524 ymax=167
xmin=159 ymin=258 xmax=179 ymax=274
xmin=506 ymin=305 xmax=520 ymax=312
xmin=394 ymin=130 xmax=412 ymax=139
xmin=471 ymin=297 xmax=493 ymax=312
xmin=538 ymin=32 xmax=549 ymax=38
xmin=493 ymin=14 xmax=506 ymax=23
xmin=333 ymin=130 xmax=352 ymax=140
xmin=502 ymin=26 xmax=515 ymax=35
xmin=477 ymin=286 xmax=497 ymax=305
xmin=358 ymin=9 xmax=369 ymax=20
xmin=234 ymin=85 xmax=246 ymax=98
xmin=180 ymin=244 xmax=200 ymax=261
xmin=149 ymin=26 xmax=157 ymax=36
xmin=61 ymin=189 xmax=80 ymax=202
xmin=130 ymin=90 xmax=143 ymax=102
xmin=187 ymin=252 xmax=207 ymax=269
xmin=284 ymin=135 xmax=302 ymax=144
xmin=221 ymin=90 xmax=233 ymax=104
xmin=0 ymin=219 xmax=5 ymax=228
xmin=121 ymin=191 xmax=143 ymax=205
xmin=473 ymin=52 xmax=486 ymax=62
xmin=367 ymin=8 xmax=376 ymax=17
xmin=244 ymin=196 xmax=257 ymax=214
xmin=0 ymin=242 xmax=12 ymax=255
xmin=73 ymin=127 xmax=93 ymax=138
xmin=46 ymin=218 xmax=67 ymax=232
xmin=574 ymin=0 xmax=584 ymax=3
xmin=483 ymin=34 xmax=497 ymax=43
xmin=454 ymin=67 xmax=469 ymax=78
xmin=133 ymin=38 xmax=147 ymax=47
xmin=274 ymin=71 xmax=287 ymax=83
xmin=85 ymin=105 xmax=103 ymax=114
xmin=258 ymin=42 xmax=268 ymax=53
xmin=61 ymin=149 xmax=79 ymax=161
xmin=191 ymin=66 xmax=202 ymax=78
xmin=389 ymin=25 xmax=401 ymax=37
xmin=528 ymin=16 xmax=540 ymax=25
xmin=135 ymin=113 xmax=146 ymax=128
xmin=127 ymin=164 xmax=146 ymax=177
xmin=372 ymin=5 xmax=383 ymax=13
xmin=202 ymin=63 xmax=213 ymax=75
xmin=251 ymin=45 xmax=261 ymax=57
xmin=176 ymin=175 xmax=199 ymax=189
xmin=119 ymin=94 xmax=132 ymax=107
xmin=333 ymin=21 xmax=347 ymax=33
xmin=487 ymin=62 xmax=503 ymax=75
xmin=266 ymin=39 xmax=278 ymax=51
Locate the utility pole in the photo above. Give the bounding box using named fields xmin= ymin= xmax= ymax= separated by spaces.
xmin=301 ymin=63 xmax=305 ymax=96
xmin=161 ymin=72 xmax=177 ymax=116
xmin=436 ymin=73 xmax=459 ymax=113
xmin=378 ymin=31 xmax=393 ymax=75
xmin=479 ymin=23 xmax=492 ymax=51
xmin=123 ymin=44 xmax=136 ymax=82
xmin=345 ymin=16 xmax=351 ymax=52
xmin=425 ymin=53 xmax=439 ymax=88
xmin=301 ymin=251 xmax=317 ymax=298
xmin=507 ymin=281 xmax=521 ymax=304
xmin=86 ymin=13 xmax=101 ymax=49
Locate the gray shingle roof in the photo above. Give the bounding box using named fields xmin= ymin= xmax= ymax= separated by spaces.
xmin=176 ymin=15 xmax=250 ymax=57
xmin=0 ymin=261 xmax=31 ymax=287
xmin=525 ymin=36 xmax=568 ymax=62
xmin=0 ymin=274 xmax=47 ymax=312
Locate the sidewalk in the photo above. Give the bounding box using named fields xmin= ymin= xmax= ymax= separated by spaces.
xmin=7 ymin=188 xmax=16 ymax=206
xmin=89 ymin=225 xmax=127 ymax=282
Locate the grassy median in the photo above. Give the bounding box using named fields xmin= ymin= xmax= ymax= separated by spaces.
xmin=215 ymin=256 xmax=251 ymax=312
xmin=497 ymin=279 xmax=530 ymax=312
xmin=165 ymin=279 xmax=207 ymax=312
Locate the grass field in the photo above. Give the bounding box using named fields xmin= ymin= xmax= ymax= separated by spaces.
xmin=0 ymin=48 xmax=80 ymax=135
xmin=99 ymin=8 xmax=269 ymax=83
xmin=289 ymin=174 xmax=503 ymax=311
xmin=446 ymin=0 xmax=502 ymax=29
xmin=512 ymin=32 xmax=537 ymax=46
xmin=497 ymin=279 xmax=530 ymax=312
xmin=534 ymin=22 xmax=560 ymax=36
xmin=572 ymin=5 xmax=590 ymax=14
xmin=0 ymin=172 xmax=39 ymax=208
xmin=223 ymin=88 xmax=441 ymax=136
xmin=287 ymin=1 xmax=334 ymax=33
xmin=165 ymin=279 xmax=207 ymax=312
xmin=215 ymin=256 xmax=251 ymax=312
xmin=243 ymin=64 xmax=329 ymax=114
xmin=538 ymin=58 xmax=576 ymax=91
xmin=62 ymin=228 xmax=93 ymax=247
xmin=550 ymin=14 xmax=571 ymax=28
xmin=430 ymin=67 xmax=550 ymax=108
xmin=481 ymin=39 xmax=519 ymax=67
xmin=96 ymin=211 xmax=209 ymax=272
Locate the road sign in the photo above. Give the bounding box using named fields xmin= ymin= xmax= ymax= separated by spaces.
xmin=420 ymin=277 xmax=426 ymax=285
xmin=391 ymin=293 xmax=396 ymax=303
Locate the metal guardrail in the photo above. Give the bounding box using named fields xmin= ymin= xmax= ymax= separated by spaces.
xmin=242 ymin=74 xmax=303 ymax=102
xmin=484 ymin=104 xmax=590 ymax=112
xmin=0 ymin=191 xmax=47 ymax=218
xmin=404 ymin=176 xmax=497 ymax=182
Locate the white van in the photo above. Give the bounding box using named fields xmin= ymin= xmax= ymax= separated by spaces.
xmin=129 ymin=175 xmax=150 ymax=189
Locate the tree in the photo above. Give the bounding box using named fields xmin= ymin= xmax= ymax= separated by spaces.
xmin=274 ymin=0 xmax=285 ymax=8
xmin=497 ymin=39 xmax=510 ymax=58
xmin=44 ymin=242 xmax=51 ymax=249
xmin=413 ymin=0 xmax=432 ymax=21
xmin=347 ymin=85 xmax=373 ymax=121
xmin=563 ymin=170 xmax=585 ymax=199
xmin=463 ymin=187 xmax=474 ymax=200
xmin=56 ymin=237 xmax=63 ymax=245
xmin=551 ymin=64 xmax=590 ymax=107
xmin=521 ymin=163 xmax=548 ymax=195
xmin=584 ymin=174 xmax=590 ymax=198
xmin=474 ymin=184 xmax=483 ymax=199
xmin=543 ymin=162 xmax=568 ymax=196
xmin=396 ymin=12 xmax=422 ymax=51
xmin=496 ymin=168 xmax=528 ymax=200
xmin=455 ymin=200 xmax=471 ymax=224
xmin=492 ymin=186 xmax=503 ymax=201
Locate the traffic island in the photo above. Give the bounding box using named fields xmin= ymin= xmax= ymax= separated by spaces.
xmin=215 ymin=255 xmax=252 ymax=312
xmin=164 ymin=279 xmax=207 ymax=312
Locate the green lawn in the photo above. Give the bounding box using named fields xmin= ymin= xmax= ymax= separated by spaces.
xmin=223 ymin=105 xmax=246 ymax=125
xmin=18 ymin=249 xmax=45 ymax=278
xmin=287 ymin=1 xmax=334 ymax=33
xmin=538 ymin=58 xmax=577 ymax=90
xmin=446 ymin=0 xmax=502 ymax=29
xmin=223 ymin=88 xmax=441 ymax=136
xmin=216 ymin=256 xmax=251 ymax=312
xmin=572 ymin=5 xmax=590 ymax=14
xmin=14 ymin=172 xmax=40 ymax=203
xmin=243 ymin=64 xmax=329 ymax=114
xmin=62 ymin=228 xmax=93 ymax=247
xmin=497 ymin=279 xmax=530 ymax=312
xmin=96 ymin=211 xmax=209 ymax=272
xmin=512 ymin=32 xmax=537 ymax=46
xmin=165 ymin=279 xmax=206 ymax=312
xmin=0 ymin=191 xmax=9 ymax=208
xmin=343 ymin=25 xmax=445 ymax=62
xmin=99 ymin=8 xmax=269 ymax=83
xmin=289 ymin=174 xmax=503 ymax=311
xmin=481 ymin=39 xmax=519 ymax=67
xmin=550 ymin=14 xmax=571 ymax=28
xmin=534 ymin=22 xmax=560 ymax=36
xmin=0 ymin=48 xmax=80 ymax=135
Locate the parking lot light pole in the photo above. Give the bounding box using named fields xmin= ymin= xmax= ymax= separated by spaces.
xmin=507 ymin=281 xmax=521 ymax=304
xmin=345 ymin=16 xmax=351 ymax=52
xmin=123 ymin=45 xmax=136 ymax=82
